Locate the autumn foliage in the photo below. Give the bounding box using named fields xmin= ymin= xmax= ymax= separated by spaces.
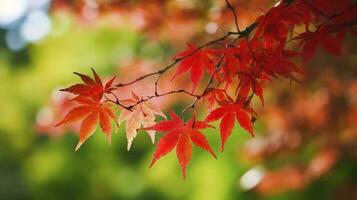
xmin=55 ymin=0 xmax=357 ymax=178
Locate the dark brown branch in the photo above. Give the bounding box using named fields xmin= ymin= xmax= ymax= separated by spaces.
xmin=225 ymin=0 xmax=241 ymax=33
xmin=154 ymin=73 xmax=161 ymax=96
xmin=114 ymin=17 xmax=262 ymax=89
xmin=115 ymin=31 xmax=239 ymax=88
xmin=115 ymin=61 xmax=177 ymax=87
xmin=106 ymin=89 xmax=200 ymax=111
xmin=324 ymin=21 xmax=357 ymax=33
xmin=112 ymin=0 xmax=304 ymax=114
xmin=104 ymin=94 xmax=128 ymax=110
xmin=128 ymin=89 xmax=200 ymax=110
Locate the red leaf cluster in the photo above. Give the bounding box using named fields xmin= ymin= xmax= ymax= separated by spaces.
xmin=172 ymin=43 xmax=215 ymax=92
xmin=53 ymin=0 xmax=356 ymax=178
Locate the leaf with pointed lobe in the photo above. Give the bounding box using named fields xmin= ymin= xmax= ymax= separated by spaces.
xmin=202 ymin=88 xmax=228 ymax=110
xmin=91 ymin=68 xmax=102 ymax=86
xmin=299 ymin=29 xmax=342 ymax=62
xmin=205 ymin=107 xmax=227 ymax=123
xmin=60 ymin=68 xmax=116 ymax=101
xmin=219 ymin=111 xmax=236 ymax=152
xmin=149 ymin=129 xmax=180 ymax=167
xmin=118 ymin=92 xmax=166 ymax=150
xmin=74 ymin=72 xmax=96 ymax=85
xmin=55 ymin=106 xmax=93 ymax=127
xmin=253 ymin=83 xmax=264 ymax=106
xmin=205 ymin=102 xmax=254 ymax=152
xmin=55 ymin=96 xmax=117 ymax=150
xmin=144 ymin=111 xmax=216 ymax=178
xmin=104 ymin=76 xmax=117 ymax=93
xmin=172 ymin=43 xmax=215 ymax=92
xmin=235 ymin=109 xmax=254 ymax=136
xmin=99 ymin=104 xmax=117 ymax=143
xmin=189 ymin=130 xmax=216 ymax=158
xmin=176 ymin=133 xmax=192 ymax=178
xmin=237 ymin=76 xmax=265 ymax=106
xmin=76 ymin=111 xmax=99 ymax=150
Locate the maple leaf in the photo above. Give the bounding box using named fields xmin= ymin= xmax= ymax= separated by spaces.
xmin=55 ymin=96 xmax=117 ymax=150
xmin=171 ymin=43 xmax=214 ymax=92
xmin=202 ymin=88 xmax=228 ymax=110
xmin=256 ymin=43 xmax=303 ymax=80
xmin=60 ymin=68 xmax=116 ymax=101
xmin=118 ymin=92 xmax=166 ymax=150
xmin=235 ymin=70 xmax=266 ymax=106
xmin=254 ymin=5 xmax=301 ymax=47
xmin=253 ymin=1 xmax=314 ymax=49
xmin=144 ymin=111 xmax=216 ymax=178
xmin=205 ymin=102 xmax=254 ymax=152
xmin=299 ymin=28 xmax=342 ymax=62
xmin=214 ymin=46 xmax=251 ymax=87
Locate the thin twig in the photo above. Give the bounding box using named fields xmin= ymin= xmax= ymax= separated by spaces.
xmin=225 ymin=0 xmax=241 ymax=33
xmin=115 ymin=32 xmax=239 ymax=88
xmin=128 ymin=89 xmax=200 ymax=110
xmin=181 ymin=56 xmax=225 ymax=118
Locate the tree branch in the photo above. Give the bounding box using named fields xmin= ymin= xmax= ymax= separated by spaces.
xmin=225 ymin=0 xmax=241 ymax=33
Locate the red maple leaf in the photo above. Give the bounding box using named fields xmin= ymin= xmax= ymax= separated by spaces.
xmin=143 ymin=111 xmax=216 ymax=178
xmin=236 ymin=76 xmax=265 ymax=106
xmin=202 ymin=88 xmax=228 ymax=110
xmin=171 ymin=43 xmax=215 ymax=92
xmin=299 ymin=28 xmax=342 ymax=62
xmin=55 ymin=96 xmax=117 ymax=150
xmin=214 ymin=46 xmax=251 ymax=87
xmin=205 ymin=101 xmax=254 ymax=152
xmin=254 ymin=3 xmax=311 ymax=47
xmin=60 ymin=68 xmax=116 ymax=101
